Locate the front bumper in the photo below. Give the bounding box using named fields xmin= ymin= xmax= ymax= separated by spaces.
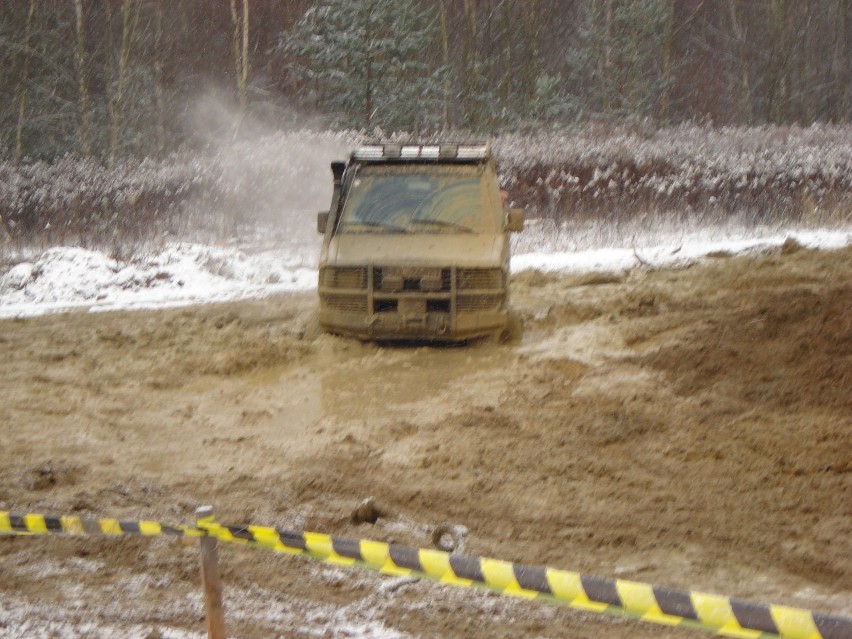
xmin=318 ymin=265 xmax=507 ymax=341
xmin=319 ymin=307 xmax=507 ymax=341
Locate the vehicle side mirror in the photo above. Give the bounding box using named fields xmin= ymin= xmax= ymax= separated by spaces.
xmin=331 ymin=161 xmax=346 ymax=182
xmin=506 ymin=208 xmax=524 ymax=233
xmin=317 ymin=211 xmax=329 ymax=234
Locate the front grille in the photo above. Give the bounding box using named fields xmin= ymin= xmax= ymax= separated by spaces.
xmin=321 ymin=293 xmax=367 ymax=313
xmin=321 ymin=265 xmax=505 ymax=319
xmin=373 ymin=267 xmax=384 ymax=289
xmin=457 ymin=268 xmax=503 ymax=290
xmin=373 ymin=267 xmax=451 ymax=292
xmin=321 ymin=267 xmax=368 ymax=289
xmin=442 ymin=269 xmax=452 ymax=290
xmin=427 ymin=299 xmax=450 ymax=313
xmin=374 ymin=299 xmax=397 ymax=313
xmin=457 ymin=293 xmax=504 ymax=312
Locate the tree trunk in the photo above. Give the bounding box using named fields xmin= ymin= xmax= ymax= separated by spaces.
xmin=523 ymin=0 xmax=540 ymax=102
xmin=659 ymin=0 xmax=676 ymax=121
xmin=439 ymin=0 xmax=450 ymax=130
xmin=365 ymin=6 xmax=372 ymax=129
xmin=109 ymin=0 xmax=139 ymax=167
xmin=72 ymin=0 xmax=91 ymax=157
xmin=525 ymin=0 xmax=544 ymax=105
xmin=604 ymin=0 xmax=613 ymax=112
xmin=728 ymin=0 xmax=752 ymax=123
xmin=501 ymin=2 xmax=511 ymax=107
xmin=770 ymin=0 xmax=790 ymax=122
xmin=14 ymin=0 xmax=37 ymax=165
xmin=462 ymin=0 xmax=477 ymax=124
xmin=154 ymin=0 xmax=165 ymax=155
xmin=241 ymin=0 xmax=250 ymax=117
xmin=230 ymin=0 xmax=250 ymax=138
xmin=797 ymin=3 xmax=812 ymax=123
xmin=818 ymin=0 xmax=849 ymax=121
xmin=836 ymin=0 xmax=852 ymax=121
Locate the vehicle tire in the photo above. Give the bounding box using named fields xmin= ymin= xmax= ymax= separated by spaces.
xmin=499 ymin=311 xmax=524 ymax=344
xmin=301 ymin=309 xmax=322 ymax=341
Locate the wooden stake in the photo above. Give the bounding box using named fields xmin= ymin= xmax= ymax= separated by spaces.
xmin=196 ymin=505 xmax=227 ymax=639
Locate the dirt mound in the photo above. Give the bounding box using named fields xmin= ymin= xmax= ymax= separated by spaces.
xmin=643 ymin=277 xmax=851 ymax=411
xmin=1 ymin=248 xmax=850 ymax=638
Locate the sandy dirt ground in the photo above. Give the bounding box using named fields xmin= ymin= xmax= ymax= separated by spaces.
xmin=1 ymin=244 xmax=850 ymax=638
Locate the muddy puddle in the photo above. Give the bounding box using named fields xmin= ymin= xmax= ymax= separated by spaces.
xmin=215 ymin=341 xmax=520 ymax=467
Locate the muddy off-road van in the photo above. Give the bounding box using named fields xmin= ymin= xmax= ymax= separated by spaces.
xmin=316 ymin=142 xmax=524 ymax=341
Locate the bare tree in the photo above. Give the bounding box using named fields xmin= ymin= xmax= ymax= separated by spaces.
xmin=728 ymin=0 xmax=752 ymax=123
xmin=230 ymin=0 xmax=250 ymax=137
xmin=834 ymin=0 xmax=850 ymax=120
xmin=14 ymin=0 xmax=37 ymax=165
xmin=658 ymin=0 xmax=676 ymax=121
xmin=462 ymin=0 xmax=477 ymax=118
xmin=153 ymin=0 xmax=165 ymax=155
xmin=603 ymin=0 xmax=613 ymax=112
xmin=72 ymin=0 xmax=91 ymax=157
xmin=767 ymin=0 xmax=791 ymax=122
xmin=522 ymin=0 xmax=541 ymax=103
xmin=439 ymin=0 xmax=450 ymax=130
xmin=107 ymin=0 xmax=141 ymax=166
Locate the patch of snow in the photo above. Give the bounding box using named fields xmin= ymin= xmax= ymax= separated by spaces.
xmin=511 ymin=228 xmax=851 ymax=275
xmin=0 ymin=592 xmax=202 ymax=639
xmin=0 ymin=242 xmax=317 ymax=319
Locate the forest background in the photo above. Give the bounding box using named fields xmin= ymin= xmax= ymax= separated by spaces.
xmin=0 ymin=0 xmax=850 ymax=250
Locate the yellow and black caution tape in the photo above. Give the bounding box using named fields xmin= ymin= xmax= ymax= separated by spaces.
xmin=3 ymin=511 xmax=850 ymax=639
xmin=0 ymin=512 xmax=199 ymax=538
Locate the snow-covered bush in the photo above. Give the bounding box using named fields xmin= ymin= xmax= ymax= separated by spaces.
xmin=1 ymin=125 xmax=849 ymax=253
xmin=493 ymin=124 xmax=852 ymax=225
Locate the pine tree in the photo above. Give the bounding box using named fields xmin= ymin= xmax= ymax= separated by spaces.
xmin=283 ymin=0 xmax=444 ymax=131
xmin=566 ymin=0 xmax=674 ymax=120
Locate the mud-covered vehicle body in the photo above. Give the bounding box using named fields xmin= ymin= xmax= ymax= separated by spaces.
xmin=317 ymin=142 xmax=523 ymax=341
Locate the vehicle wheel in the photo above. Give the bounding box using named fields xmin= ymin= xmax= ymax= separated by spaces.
xmin=301 ymin=310 xmax=322 ymax=341
xmin=500 ymin=311 xmax=524 ymax=344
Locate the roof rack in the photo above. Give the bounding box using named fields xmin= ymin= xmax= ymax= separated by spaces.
xmin=351 ymin=142 xmax=490 ymax=162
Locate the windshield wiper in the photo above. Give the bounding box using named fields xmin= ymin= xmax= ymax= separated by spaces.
xmin=409 ymin=218 xmax=474 ymax=233
xmin=339 ymin=221 xmax=409 ymax=234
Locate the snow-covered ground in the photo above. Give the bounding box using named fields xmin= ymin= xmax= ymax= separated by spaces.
xmin=512 ymin=228 xmax=851 ymax=273
xmin=0 ymin=243 xmax=316 ymax=319
xmin=1 ymin=228 xmax=849 ymax=319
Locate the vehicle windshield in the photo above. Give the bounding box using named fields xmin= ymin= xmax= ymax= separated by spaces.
xmin=337 ymin=164 xmax=497 ymax=234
